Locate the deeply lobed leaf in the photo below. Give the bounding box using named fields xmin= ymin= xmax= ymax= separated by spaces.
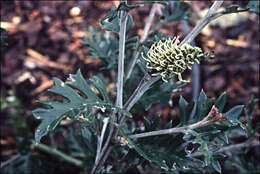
xmin=32 ymin=69 xmax=131 ymax=143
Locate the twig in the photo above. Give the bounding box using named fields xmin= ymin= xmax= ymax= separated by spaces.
xmin=95 ymin=114 xmax=115 ymax=168
xmin=124 ymin=4 xmax=158 ymax=81
xmin=91 ymin=2 xmax=128 ymax=173
xmin=0 ymin=154 xmax=22 ymax=168
xmin=33 ymin=141 xmax=83 ymax=167
xmin=190 ymin=139 xmax=260 ymax=157
xmin=216 ymin=140 xmax=259 ymax=153
xmin=180 ymin=0 xmax=224 ymax=46
xmin=128 ymin=105 xmax=222 ymax=139
xmin=93 ymin=117 xmax=110 ymax=170
xmin=116 ymin=10 xmax=128 ymax=108
xmin=92 ymin=76 xmax=161 ymax=171
xmin=124 ymin=75 xmax=160 ymax=112
xmin=140 ymin=4 xmax=158 ymax=43
xmin=95 ymin=146 xmax=113 ymax=173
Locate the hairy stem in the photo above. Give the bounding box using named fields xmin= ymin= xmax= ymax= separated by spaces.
xmin=125 ymin=4 xmax=158 ymax=81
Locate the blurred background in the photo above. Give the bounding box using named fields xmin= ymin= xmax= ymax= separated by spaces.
xmin=1 ymin=1 xmax=259 ymax=173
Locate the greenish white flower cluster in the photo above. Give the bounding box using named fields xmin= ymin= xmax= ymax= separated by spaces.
xmin=142 ymin=37 xmax=214 ymax=82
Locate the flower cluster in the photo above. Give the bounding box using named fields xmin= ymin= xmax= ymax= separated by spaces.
xmin=142 ymin=37 xmax=214 ymax=82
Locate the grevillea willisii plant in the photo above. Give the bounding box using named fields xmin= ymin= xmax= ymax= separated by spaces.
xmin=142 ymin=36 xmax=214 ymax=82
xmin=23 ymin=1 xmax=259 ymax=174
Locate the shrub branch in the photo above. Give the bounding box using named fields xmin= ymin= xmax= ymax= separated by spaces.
xmin=128 ymin=105 xmax=225 ymax=139
xmin=92 ymin=1 xmax=226 ymax=172
xmin=116 ymin=10 xmax=128 ymax=108
xmin=91 ymin=2 xmax=128 ymax=173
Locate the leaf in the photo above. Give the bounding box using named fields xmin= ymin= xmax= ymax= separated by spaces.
xmin=162 ymin=1 xmax=190 ymax=22
xmin=184 ymin=130 xmax=216 ymax=167
xmin=83 ymin=27 xmax=118 ymax=69
xmin=212 ymin=159 xmax=222 ymax=173
xmin=179 ymin=96 xmax=188 ymax=118
xmin=119 ymin=127 xmax=169 ymax=171
xmin=246 ymin=97 xmax=259 ymax=117
xmin=143 ymin=116 xmax=160 ymax=132
xmin=83 ymin=27 xmax=137 ymax=70
xmin=126 ymin=14 xmax=133 ymax=34
xmin=165 ymin=120 xmax=172 ymax=129
xmin=100 ymin=6 xmax=118 ymax=25
xmin=195 ymin=90 xmax=214 ymax=121
xmin=247 ymin=0 xmax=260 ymax=15
xmin=215 ymin=132 xmax=229 ymax=144
xmin=100 ymin=6 xmax=133 ymax=34
xmin=245 ymin=96 xmax=259 ymax=137
xmin=151 ymin=116 xmax=160 ymax=130
xmin=215 ymin=92 xmax=227 ymax=113
xmin=118 ymin=1 xmax=168 ymax=12
xmin=2 ymin=154 xmax=53 ymax=174
xmin=185 ymin=101 xmax=195 ymax=119
xmin=179 ymin=96 xmax=188 ymax=124
xmin=224 ymin=105 xmax=244 ymax=122
xmin=32 ymin=69 xmax=131 ymax=143
xmin=125 ymin=35 xmax=139 ymax=50
xmin=178 ymin=96 xmax=195 ymax=126
xmin=138 ymin=80 xmax=182 ymax=110
xmin=222 ymin=5 xmax=249 ymax=15
xmin=143 ymin=117 xmax=151 ymax=131
xmin=101 ymin=17 xmax=120 ymax=34
xmin=81 ymin=127 xmax=95 ymax=153
xmin=65 ymin=128 xmax=85 ymax=158
xmin=0 ymin=27 xmax=8 ymax=46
